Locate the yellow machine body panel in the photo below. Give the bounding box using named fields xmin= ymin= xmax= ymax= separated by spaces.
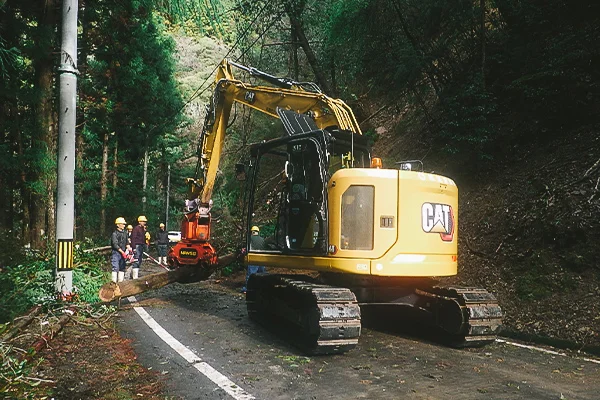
xmin=247 ymin=168 xmax=458 ymax=278
xmin=245 ymin=253 xmax=372 ymax=274
xmin=372 ymin=170 xmax=458 ymax=276
xmin=327 ymin=168 xmax=399 ymax=260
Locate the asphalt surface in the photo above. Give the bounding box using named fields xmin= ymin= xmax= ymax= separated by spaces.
xmin=117 ymin=263 xmax=600 ymax=400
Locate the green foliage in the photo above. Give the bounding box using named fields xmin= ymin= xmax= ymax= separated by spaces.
xmin=0 ymin=36 xmax=19 ymax=78
xmin=0 ymin=261 xmax=55 ymax=324
xmin=71 ymin=247 xmax=110 ymax=304
xmin=75 ymin=0 xmax=186 ymax=239
xmin=323 ymin=0 xmax=600 ymax=165
xmin=0 ymin=244 xmax=109 ymax=323
xmin=155 ymin=0 xmax=229 ymax=40
xmin=438 ymin=82 xmax=498 ymax=160
xmin=363 ymin=129 xmax=379 ymax=145
xmin=0 ymin=341 xmax=48 ymax=399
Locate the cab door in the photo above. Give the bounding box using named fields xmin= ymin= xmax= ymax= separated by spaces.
xmin=247 ymin=133 xmax=329 ymax=256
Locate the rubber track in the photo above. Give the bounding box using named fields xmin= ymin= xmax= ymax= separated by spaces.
xmin=246 ymin=274 xmax=361 ymax=355
xmin=417 ymin=285 xmax=503 ymax=347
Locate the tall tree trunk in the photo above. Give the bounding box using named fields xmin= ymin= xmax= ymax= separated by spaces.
xmin=46 ymin=110 xmax=57 ymax=244
xmin=30 ymin=0 xmax=58 ymax=249
xmin=14 ymin=107 xmax=29 ymax=243
xmin=0 ymin=5 xmax=12 ymax=233
xmin=111 ymin=140 xmax=118 ymax=224
xmin=156 ymin=146 xmax=165 ymax=203
xmin=329 ymin=55 xmax=337 ymax=94
xmin=285 ymin=4 xmax=333 ymax=95
xmin=112 ymin=140 xmax=118 ymax=189
xmin=392 ymin=1 xmax=441 ymax=99
xmin=0 ymin=3 xmax=22 ymax=238
xmin=75 ymin=0 xmax=88 ymax=240
xmin=100 ymin=131 xmax=109 ymax=236
xmin=291 ymin=25 xmax=299 ymax=80
xmin=0 ymin=172 xmax=6 ymax=231
xmin=142 ymin=145 xmax=149 ymax=213
xmin=19 ymin=155 xmax=31 ymax=243
xmin=0 ymin=103 xmax=9 ymax=232
xmin=1 ymin=1 xmax=30 ymax=243
xmin=480 ymin=0 xmax=486 ymax=90
xmin=75 ymin=129 xmax=84 ymax=239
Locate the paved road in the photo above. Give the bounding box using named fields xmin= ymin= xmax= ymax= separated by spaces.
xmin=117 ymin=266 xmax=600 ymax=400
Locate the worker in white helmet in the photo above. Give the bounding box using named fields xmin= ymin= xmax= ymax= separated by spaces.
xmin=110 ymin=217 xmax=128 ymax=282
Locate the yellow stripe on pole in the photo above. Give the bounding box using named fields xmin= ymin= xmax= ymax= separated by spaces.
xmin=57 ymin=239 xmax=73 ymax=271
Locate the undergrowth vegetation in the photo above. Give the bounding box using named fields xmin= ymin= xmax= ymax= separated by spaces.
xmin=0 ymin=243 xmax=108 ymax=324
xmin=0 ymin=239 xmax=113 ymax=397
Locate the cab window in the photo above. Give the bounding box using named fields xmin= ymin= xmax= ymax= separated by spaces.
xmin=341 ymin=185 xmax=374 ymax=250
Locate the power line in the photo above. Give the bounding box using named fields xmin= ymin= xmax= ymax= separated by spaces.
xmin=235 ymin=10 xmax=284 ymax=63
xmin=144 ymin=1 xmax=274 ymax=141
xmin=184 ymin=1 xmax=274 ymax=105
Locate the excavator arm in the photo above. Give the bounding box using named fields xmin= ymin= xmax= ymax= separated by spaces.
xmin=170 ymin=59 xmax=362 ymax=272
xmin=195 ymin=59 xmax=361 ymax=204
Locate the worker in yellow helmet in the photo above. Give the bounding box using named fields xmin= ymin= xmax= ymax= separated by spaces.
xmin=156 ymin=223 xmax=169 ymax=265
xmin=110 ymin=217 xmax=128 ymax=282
xmin=241 ymin=225 xmax=266 ymax=293
xmin=130 ymin=215 xmax=147 ymax=279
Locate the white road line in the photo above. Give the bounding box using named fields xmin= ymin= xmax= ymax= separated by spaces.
xmin=127 ymin=296 xmax=256 ymax=400
xmin=496 ymin=338 xmax=600 ymax=365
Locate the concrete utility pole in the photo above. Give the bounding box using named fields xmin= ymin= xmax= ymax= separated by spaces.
xmin=55 ymin=0 xmax=78 ymax=295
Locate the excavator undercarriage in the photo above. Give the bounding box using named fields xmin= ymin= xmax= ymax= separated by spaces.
xmin=247 ymin=273 xmax=502 ymax=354
xmin=246 ymin=274 xmax=361 ymax=354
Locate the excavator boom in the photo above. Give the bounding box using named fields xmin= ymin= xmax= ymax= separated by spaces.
xmin=197 ymin=60 xmax=361 ymax=203
xmin=169 ymin=59 xmax=362 ymax=273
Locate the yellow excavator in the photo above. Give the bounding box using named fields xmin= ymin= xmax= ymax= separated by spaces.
xmin=170 ymin=59 xmax=503 ymax=354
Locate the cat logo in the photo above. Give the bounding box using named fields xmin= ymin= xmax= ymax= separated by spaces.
xmin=179 ymin=248 xmax=198 ymax=259
xmin=421 ymin=203 xmax=455 ymax=242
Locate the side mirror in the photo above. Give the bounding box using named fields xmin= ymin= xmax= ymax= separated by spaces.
xmin=235 ymin=163 xmax=246 ymax=181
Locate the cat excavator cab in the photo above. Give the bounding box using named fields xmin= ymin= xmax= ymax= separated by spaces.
xmin=170 ymin=59 xmax=503 ymax=354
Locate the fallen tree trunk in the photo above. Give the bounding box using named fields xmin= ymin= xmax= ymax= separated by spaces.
xmin=98 ymin=253 xmax=236 ymax=302
xmin=2 ymin=304 xmax=42 ymax=342
xmin=20 ymin=308 xmax=75 ymax=361
xmin=83 ymin=245 xmax=111 ymax=254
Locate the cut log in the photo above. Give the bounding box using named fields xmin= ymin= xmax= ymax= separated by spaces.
xmin=98 ymin=253 xmax=236 ymax=302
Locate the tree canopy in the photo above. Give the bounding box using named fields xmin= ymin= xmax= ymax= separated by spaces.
xmin=0 ymin=0 xmax=598 ymax=250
